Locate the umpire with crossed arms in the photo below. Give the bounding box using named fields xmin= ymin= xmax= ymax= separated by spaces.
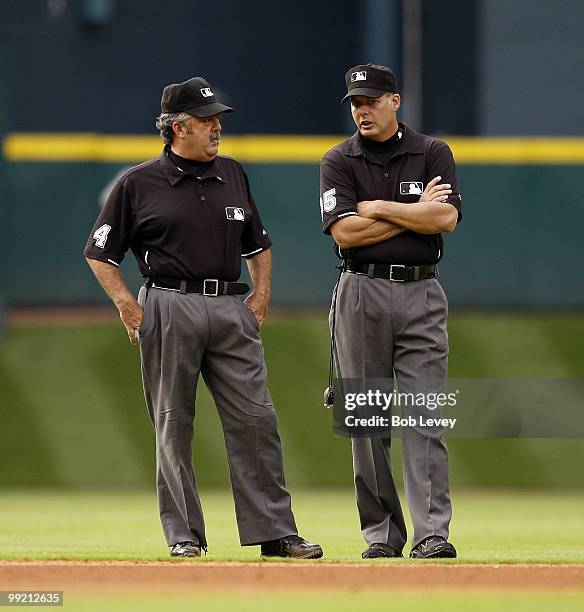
xmin=320 ymin=64 xmax=462 ymax=559
xmin=84 ymin=76 xmax=322 ymax=560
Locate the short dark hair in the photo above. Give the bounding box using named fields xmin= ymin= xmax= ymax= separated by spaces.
xmin=155 ymin=112 xmax=191 ymax=145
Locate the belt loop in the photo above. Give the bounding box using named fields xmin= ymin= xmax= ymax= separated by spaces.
xmin=221 ymin=281 xmax=228 ymax=295
xmin=367 ymin=264 xmax=375 ymax=279
xmin=144 ymin=277 xmax=153 ymax=299
xmin=179 ymin=280 xmax=187 ymax=294
xmin=412 ymin=266 xmax=419 ymax=281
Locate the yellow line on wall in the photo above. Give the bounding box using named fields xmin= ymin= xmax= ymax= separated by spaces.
xmin=4 ymin=133 xmax=584 ymax=164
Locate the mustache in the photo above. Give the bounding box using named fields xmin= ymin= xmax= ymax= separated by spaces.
xmin=208 ymin=134 xmax=221 ymax=143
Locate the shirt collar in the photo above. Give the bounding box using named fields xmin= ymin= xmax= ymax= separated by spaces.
xmin=344 ymin=122 xmax=425 ymax=158
xmin=159 ymin=146 xmax=227 ymax=185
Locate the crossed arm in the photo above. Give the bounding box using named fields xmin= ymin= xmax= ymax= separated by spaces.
xmin=330 ymin=177 xmax=458 ymax=249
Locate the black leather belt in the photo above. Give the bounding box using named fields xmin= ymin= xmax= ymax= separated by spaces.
xmin=343 ymin=260 xmax=437 ymax=282
xmin=150 ymin=277 xmax=250 ymax=296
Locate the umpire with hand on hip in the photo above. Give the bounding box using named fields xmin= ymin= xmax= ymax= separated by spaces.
xmin=320 ymin=64 xmax=462 ymax=559
xmin=84 ymin=76 xmax=323 ymax=560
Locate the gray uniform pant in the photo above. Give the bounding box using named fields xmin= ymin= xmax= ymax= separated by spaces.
xmin=138 ymin=286 xmax=297 ymax=549
xmin=333 ymin=272 xmax=452 ymax=551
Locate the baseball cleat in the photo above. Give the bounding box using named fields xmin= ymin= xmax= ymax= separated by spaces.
xmin=170 ymin=541 xmax=202 ymax=557
xmin=362 ymin=543 xmax=403 ymax=558
xmin=260 ymin=535 xmax=324 ymax=559
xmin=409 ymin=536 xmax=457 ymax=559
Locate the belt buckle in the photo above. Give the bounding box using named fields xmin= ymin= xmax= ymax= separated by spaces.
xmin=389 ymin=265 xmax=406 ymax=282
xmin=203 ymin=279 xmax=219 ymax=296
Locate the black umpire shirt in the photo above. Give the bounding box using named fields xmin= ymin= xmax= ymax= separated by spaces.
xmin=320 ymin=122 xmax=462 ymax=265
xmin=84 ymin=146 xmax=271 ymax=281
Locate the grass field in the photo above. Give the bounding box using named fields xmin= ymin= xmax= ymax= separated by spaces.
xmin=2 ymin=311 xmax=584 ymax=609
xmin=4 ymin=584 xmax=584 ymax=612
xmin=59 ymin=592 xmax=584 ymax=612
xmin=1 ymin=488 xmax=583 ymax=563
xmin=2 ymin=311 xmax=584 ymax=489
xmin=1 ymin=488 xmax=584 ymax=611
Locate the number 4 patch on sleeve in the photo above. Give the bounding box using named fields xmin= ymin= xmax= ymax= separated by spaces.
xmin=93 ymin=224 xmax=112 ymax=248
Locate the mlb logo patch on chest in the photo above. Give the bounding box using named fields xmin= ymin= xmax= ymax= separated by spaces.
xmin=400 ymin=182 xmax=424 ymax=195
xmin=225 ymin=207 xmax=245 ymax=221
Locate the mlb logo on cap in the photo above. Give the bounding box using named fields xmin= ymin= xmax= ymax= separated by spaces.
xmin=342 ymin=64 xmax=399 ymax=103
xmin=160 ymin=76 xmax=233 ymax=117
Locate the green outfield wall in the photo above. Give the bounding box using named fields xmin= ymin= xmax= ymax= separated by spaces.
xmin=2 ymin=134 xmax=584 ymax=307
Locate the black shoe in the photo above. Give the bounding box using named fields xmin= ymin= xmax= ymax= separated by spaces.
xmin=260 ymin=535 xmax=323 ymax=559
xmin=410 ymin=536 xmax=457 ymax=559
xmin=362 ymin=543 xmax=403 ymax=559
xmin=170 ymin=541 xmax=201 ymax=558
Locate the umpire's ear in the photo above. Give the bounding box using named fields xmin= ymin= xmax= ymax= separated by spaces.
xmin=388 ymin=93 xmax=401 ymax=112
xmin=172 ymin=118 xmax=191 ymax=140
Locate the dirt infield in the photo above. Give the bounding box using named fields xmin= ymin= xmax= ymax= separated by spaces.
xmin=1 ymin=561 xmax=583 ymax=593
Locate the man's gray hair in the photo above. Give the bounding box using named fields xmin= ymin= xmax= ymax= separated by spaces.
xmin=155 ymin=112 xmax=191 ymax=145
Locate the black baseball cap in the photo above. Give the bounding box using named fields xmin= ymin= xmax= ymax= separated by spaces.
xmin=161 ymin=76 xmax=233 ymax=117
xmin=341 ymin=64 xmax=399 ymax=103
